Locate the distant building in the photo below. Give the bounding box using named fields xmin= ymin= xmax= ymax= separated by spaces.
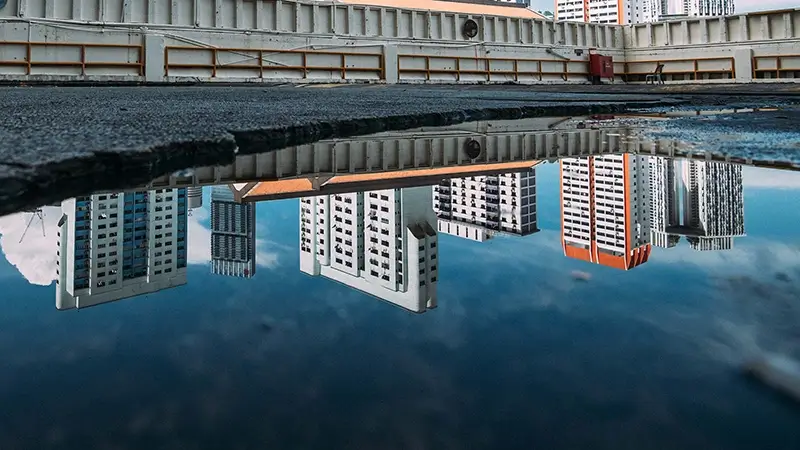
xmin=561 ymin=155 xmax=652 ymax=270
xmin=187 ymin=186 xmax=203 ymax=210
xmin=210 ymin=186 xmax=257 ymax=278
xmin=675 ymin=0 xmax=734 ymax=18
xmin=556 ymin=0 xmax=733 ymax=24
xmin=340 ymin=0 xmax=544 ymax=19
xmin=56 ymin=189 xmax=188 ymax=310
xmin=433 ymin=170 xmax=539 ymax=242
xmin=649 ymin=158 xmax=745 ymax=251
xmin=555 ymin=0 xmax=641 ymax=24
xmin=641 ymin=0 xmax=669 ymax=23
xmin=300 ymin=187 xmax=438 ymax=313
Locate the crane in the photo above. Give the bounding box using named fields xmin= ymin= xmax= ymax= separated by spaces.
xmin=18 ymin=208 xmax=45 ymax=244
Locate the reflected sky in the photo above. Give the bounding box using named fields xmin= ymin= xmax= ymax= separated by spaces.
xmin=0 ymin=159 xmax=799 ymax=449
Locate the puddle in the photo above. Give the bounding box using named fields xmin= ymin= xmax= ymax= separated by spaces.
xmin=1 ymin=112 xmax=799 ymax=448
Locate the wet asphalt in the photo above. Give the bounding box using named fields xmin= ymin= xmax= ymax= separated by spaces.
xmin=0 ymin=83 xmax=798 ymax=215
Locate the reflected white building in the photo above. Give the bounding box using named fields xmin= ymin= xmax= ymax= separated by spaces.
xmin=56 ymin=189 xmax=188 ymax=310
xmin=210 ymin=186 xmax=256 ymax=278
xmin=187 ymin=186 xmax=203 ymax=210
xmin=649 ymin=157 xmax=745 ymax=251
xmin=433 ymin=170 xmax=539 ymax=242
xmin=561 ymin=155 xmax=652 ymax=270
xmin=300 ymin=187 xmax=438 ymax=313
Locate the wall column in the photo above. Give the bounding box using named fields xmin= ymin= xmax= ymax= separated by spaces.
xmin=144 ymin=33 xmax=166 ymax=82
xmin=734 ymin=48 xmax=753 ymax=83
xmin=383 ymin=44 xmax=398 ymax=84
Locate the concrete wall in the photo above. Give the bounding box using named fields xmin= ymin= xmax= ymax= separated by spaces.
xmin=624 ymin=9 xmax=800 ymax=82
xmin=0 ymin=0 xmax=624 ymax=83
xmin=0 ymin=0 xmax=797 ymax=83
xmin=140 ymin=116 xmax=779 ymax=192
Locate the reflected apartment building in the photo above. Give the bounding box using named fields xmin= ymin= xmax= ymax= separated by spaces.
xmin=560 ymin=155 xmax=652 ymax=270
xmin=210 ymin=186 xmax=257 ymax=278
xmin=299 ymin=187 xmax=438 ymax=313
xmin=56 ymin=189 xmax=188 ymax=310
xmin=649 ymin=157 xmax=745 ymax=251
xmin=433 ymin=170 xmax=539 ymax=242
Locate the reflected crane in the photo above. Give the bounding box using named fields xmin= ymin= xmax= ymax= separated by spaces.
xmin=19 ymin=208 xmax=45 ymax=244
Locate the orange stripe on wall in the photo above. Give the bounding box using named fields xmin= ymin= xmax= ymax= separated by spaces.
xmin=622 ymin=154 xmax=631 ymax=269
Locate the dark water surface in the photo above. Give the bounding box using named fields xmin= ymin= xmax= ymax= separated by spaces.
xmin=1 ymin=123 xmax=800 ymax=449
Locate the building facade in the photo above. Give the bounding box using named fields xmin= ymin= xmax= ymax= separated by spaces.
xmin=300 ymin=187 xmax=438 ymax=313
xmin=649 ymin=157 xmax=745 ymax=251
xmin=641 ymin=0 xmax=668 ymax=22
xmin=56 ymin=189 xmax=188 ymax=310
xmin=681 ymin=0 xmax=734 ymax=18
xmin=210 ymin=186 xmax=257 ymax=278
xmin=556 ymin=0 xmax=733 ymax=24
xmin=433 ymin=170 xmax=539 ymax=242
xmin=555 ymin=0 xmax=640 ymax=25
xmin=187 ymin=186 xmax=203 ymax=210
xmin=561 ymin=155 xmax=652 ymax=269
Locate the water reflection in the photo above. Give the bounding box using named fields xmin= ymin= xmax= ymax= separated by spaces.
xmin=300 ymin=188 xmax=439 ymax=313
xmin=210 ymin=186 xmax=257 ymax=278
xmin=435 ymin=170 xmax=539 ymax=241
xmin=0 ymin=153 xmax=776 ymax=313
xmin=560 ymin=155 xmax=746 ymax=270
xmin=0 ymin=144 xmax=798 ymax=448
xmin=649 ymin=158 xmax=745 ymax=251
xmin=55 ymin=190 xmax=189 ymax=310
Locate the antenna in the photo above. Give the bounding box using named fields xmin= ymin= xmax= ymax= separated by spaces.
xmin=19 ymin=208 xmax=45 ymax=244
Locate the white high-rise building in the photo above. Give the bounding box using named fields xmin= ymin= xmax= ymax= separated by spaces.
xmin=56 ymin=189 xmax=188 ymax=310
xmin=649 ymin=157 xmax=745 ymax=251
xmin=641 ymin=0 xmax=668 ymax=22
xmin=300 ymin=187 xmax=438 ymax=313
xmin=557 ymin=0 xmax=732 ymax=24
xmin=681 ymin=0 xmax=734 ymax=17
xmin=433 ymin=170 xmax=539 ymax=242
xmin=211 ymin=186 xmax=257 ymax=278
xmin=561 ymin=155 xmax=652 ymax=270
xmin=555 ymin=0 xmax=641 ymax=25
xmin=187 ymin=186 xmax=203 ymax=210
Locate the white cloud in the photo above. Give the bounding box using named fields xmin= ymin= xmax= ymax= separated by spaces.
xmin=653 ymin=239 xmax=800 ymax=275
xmin=0 ymin=207 xmax=61 ymax=286
xmin=736 ymin=0 xmax=798 ymax=12
xmin=187 ymin=206 xmax=213 ymax=265
xmin=742 ymin=167 xmax=800 ymax=189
